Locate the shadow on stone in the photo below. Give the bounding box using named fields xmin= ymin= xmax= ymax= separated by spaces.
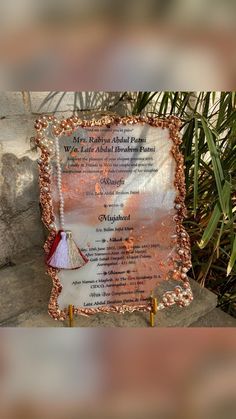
xmin=0 ymin=153 xmax=44 ymax=266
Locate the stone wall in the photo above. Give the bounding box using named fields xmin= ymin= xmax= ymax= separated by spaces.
xmin=0 ymin=91 xmax=130 ymax=266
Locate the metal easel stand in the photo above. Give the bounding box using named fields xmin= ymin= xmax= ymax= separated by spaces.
xmin=67 ymin=299 xmax=157 ymax=327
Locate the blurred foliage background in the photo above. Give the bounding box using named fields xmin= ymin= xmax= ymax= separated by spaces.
xmin=39 ymin=91 xmax=236 ymax=317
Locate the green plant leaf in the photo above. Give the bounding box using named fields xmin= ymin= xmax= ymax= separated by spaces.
xmin=201 ymin=117 xmax=226 ymax=215
xmin=227 ymin=234 xmax=236 ymax=276
xmin=193 ymin=118 xmax=199 ymax=217
xmin=198 ymin=181 xmax=231 ymax=249
xmin=132 ymin=92 xmax=158 ymax=115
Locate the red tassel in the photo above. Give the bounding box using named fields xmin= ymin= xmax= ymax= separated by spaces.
xmin=46 ymin=230 xmax=62 ymax=262
xmin=46 ymin=230 xmax=88 ymax=270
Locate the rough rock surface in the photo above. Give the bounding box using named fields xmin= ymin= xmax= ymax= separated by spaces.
xmin=0 ymin=247 xmax=219 ymax=327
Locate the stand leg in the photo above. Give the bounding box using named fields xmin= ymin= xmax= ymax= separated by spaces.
xmin=68 ymin=304 xmax=74 ymax=327
xmin=149 ymin=294 xmax=158 ymax=327
xmin=150 ymin=311 xmax=155 ymax=327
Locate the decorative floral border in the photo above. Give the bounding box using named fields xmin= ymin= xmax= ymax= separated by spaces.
xmin=35 ymin=114 xmax=193 ymax=321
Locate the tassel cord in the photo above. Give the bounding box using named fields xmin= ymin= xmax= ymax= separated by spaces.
xmin=46 ymin=138 xmax=88 ymax=269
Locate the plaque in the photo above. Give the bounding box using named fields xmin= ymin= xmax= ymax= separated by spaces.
xmin=35 ymin=115 xmax=193 ymax=321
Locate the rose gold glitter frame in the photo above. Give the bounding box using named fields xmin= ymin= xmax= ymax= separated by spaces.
xmin=35 ymin=114 xmax=193 ymax=321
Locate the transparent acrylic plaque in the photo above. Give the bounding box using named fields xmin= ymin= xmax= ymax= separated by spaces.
xmin=36 ymin=115 xmax=192 ymax=320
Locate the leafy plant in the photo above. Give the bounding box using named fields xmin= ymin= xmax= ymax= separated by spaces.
xmin=132 ymin=91 xmax=236 ymax=316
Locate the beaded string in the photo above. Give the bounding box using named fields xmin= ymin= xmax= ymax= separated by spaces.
xmin=55 ymin=137 xmax=65 ymax=230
